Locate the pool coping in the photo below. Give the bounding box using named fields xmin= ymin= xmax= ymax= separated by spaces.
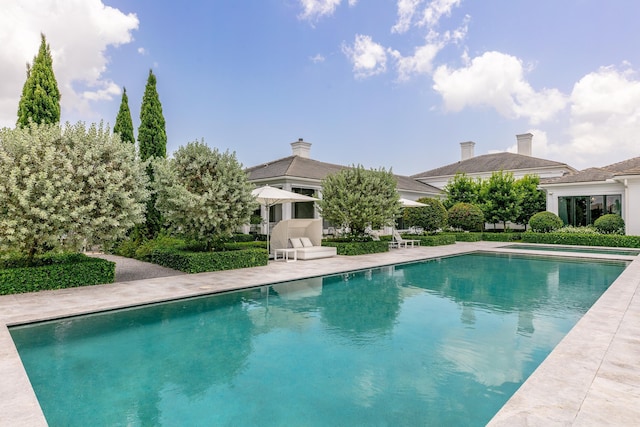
xmin=1 ymin=241 xmax=638 ymax=426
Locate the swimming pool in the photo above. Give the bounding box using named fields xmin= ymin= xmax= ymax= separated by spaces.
xmin=10 ymin=252 xmax=628 ymax=426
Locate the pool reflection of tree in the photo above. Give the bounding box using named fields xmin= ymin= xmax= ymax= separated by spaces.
xmin=18 ymin=291 xmax=255 ymax=426
xmin=317 ymin=268 xmax=403 ymax=339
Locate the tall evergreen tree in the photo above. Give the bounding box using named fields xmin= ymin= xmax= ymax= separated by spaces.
xmin=114 ymin=87 xmax=135 ymax=144
xmin=17 ymin=34 xmax=61 ymax=127
xmin=138 ymin=70 xmax=167 ymax=160
xmin=137 ymin=70 xmax=167 ymax=240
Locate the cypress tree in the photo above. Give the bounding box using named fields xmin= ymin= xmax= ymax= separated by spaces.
xmin=137 ymin=70 xmax=167 ymax=240
xmin=17 ymin=34 xmax=61 ymax=127
xmin=114 ymin=87 xmax=135 ymax=144
xmin=138 ymin=69 xmax=167 ymax=160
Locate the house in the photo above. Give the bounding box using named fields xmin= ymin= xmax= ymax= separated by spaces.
xmin=246 ymin=139 xmax=442 ymax=232
xmin=411 ymin=133 xmax=576 ymax=189
xmin=539 ymin=157 xmax=640 ymax=235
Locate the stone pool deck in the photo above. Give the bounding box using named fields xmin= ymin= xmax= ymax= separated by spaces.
xmin=0 ymin=241 xmax=638 ymax=426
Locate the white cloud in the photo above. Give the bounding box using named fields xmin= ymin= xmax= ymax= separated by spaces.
xmin=391 ymin=37 xmax=444 ymax=81
xmin=564 ymin=66 xmax=640 ymax=167
xmin=392 ymin=0 xmax=424 ymax=34
xmin=342 ymin=34 xmax=388 ymax=79
xmin=419 ymin=0 xmax=462 ymax=28
xmin=0 ymin=0 xmax=138 ymax=128
xmin=391 ymin=17 xmax=468 ymax=81
xmin=432 ymin=51 xmax=568 ymax=124
xmin=310 ymin=54 xmax=326 ymax=63
xmin=137 ymin=47 xmax=147 ymax=55
xmin=298 ymin=0 xmax=342 ymax=22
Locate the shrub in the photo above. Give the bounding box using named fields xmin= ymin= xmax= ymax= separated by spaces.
xmin=321 ymin=240 xmax=389 ymax=255
xmin=443 ymin=232 xmax=483 ymax=242
xmin=408 ymin=234 xmax=456 ymax=246
xmin=150 ymin=248 xmax=268 ymax=273
xmin=528 ymin=211 xmax=563 ymax=233
xmin=481 ymin=232 xmax=523 ymax=242
xmin=555 ymin=225 xmax=599 ymax=234
xmin=135 ymin=236 xmax=187 ymax=261
xmin=0 ymin=254 xmax=115 ymax=295
xmin=522 ymin=232 xmax=640 ymax=248
xmin=403 ymin=198 xmax=448 ymax=232
xmin=447 ymin=203 xmax=484 ymax=231
xmin=594 ymin=214 xmax=625 ymax=235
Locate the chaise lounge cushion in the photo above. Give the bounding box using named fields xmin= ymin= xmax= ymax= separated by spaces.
xmin=295 ymin=245 xmax=337 ymax=260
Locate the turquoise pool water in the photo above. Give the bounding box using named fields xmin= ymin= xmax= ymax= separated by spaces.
xmin=10 ymin=252 xmax=628 ymax=426
xmin=503 ymin=244 xmax=640 ymax=256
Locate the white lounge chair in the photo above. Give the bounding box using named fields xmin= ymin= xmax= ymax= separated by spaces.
xmin=392 ymin=230 xmax=420 ymax=248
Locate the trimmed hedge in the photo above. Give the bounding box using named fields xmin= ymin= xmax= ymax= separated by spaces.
xmin=593 ymin=214 xmax=625 ymax=234
xmin=0 ymin=254 xmax=115 ymax=295
xmin=407 ymin=234 xmax=456 ymax=246
xmin=150 ymin=248 xmax=268 ymax=273
xmin=322 ymin=240 xmax=389 ymax=255
xmin=481 ymin=232 xmax=523 ymax=242
xmin=223 ymin=241 xmax=267 ymax=251
xmin=444 ymin=232 xmax=483 ymax=242
xmin=522 ymin=232 xmax=640 ymax=248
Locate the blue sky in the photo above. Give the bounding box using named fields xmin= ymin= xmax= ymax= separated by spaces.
xmin=1 ymin=0 xmax=640 ymax=175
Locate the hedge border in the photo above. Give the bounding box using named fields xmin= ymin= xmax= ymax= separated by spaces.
xmin=150 ymin=248 xmax=268 ymax=273
xmin=0 ymin=255 xmax=115 ymax=295
xmin=522 ymin=232 xmax=640 ymax=248
xmin=321 ymin=240 xmax=389 ymax=255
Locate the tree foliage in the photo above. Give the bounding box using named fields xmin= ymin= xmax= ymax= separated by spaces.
xmin=138 ymin=70 xmax=166 ymax=161
xmin=443 ymin=173 xmax=481 ymax=209
xmin=403 ymin=197 xmax=447 ymax=232
xmin=17 ymin=34 xmax=61 ymax=127
xmin=318 ymin=165 xmax=401 ymax=237
xmin=479 ymin=171 xmax=521 ymax=229
xmin=114 ymin=87 xmax=135 ymax=144
xmin=514 ymin=174 xmax=545 ymax=228
xmin=137 ymin=70 xmax=167 ymax=240
xmin=0 ymin=122 xmax=149 ymax=259
xmin=447 ymin=202 xmax=485 ymax=231
xmin=528 ymin=211 xmax=563 ymax=233
xmin=153 ymin=141 xmax=256 ymax=250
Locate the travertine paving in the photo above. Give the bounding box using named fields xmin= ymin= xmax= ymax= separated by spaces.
xmin=1 ymin=242 xmax=638 ymax=426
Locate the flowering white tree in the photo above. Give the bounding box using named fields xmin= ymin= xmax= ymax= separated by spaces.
xmin=0 ymin=122 xmax=149 ymax=258
xmin=153 ymin=140 xmax=256 ymax=250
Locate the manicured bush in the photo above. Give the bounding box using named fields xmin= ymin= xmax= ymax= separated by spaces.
xmin=223 ymin=241 xmax=267 ymax=250
xmin=0 ymin=254 xmax=115 ymax=295
xmin=448 ymin=203 xmax=485 ymax=231
xmin=322 ymin=240 xmax=389 ymax=255
xmin=135 ymin=236 xmax=187 ymax=261
xmin=481 ymin=232 xmax=523 ymax=242
xmin=403 ymin=198 xmax=448 ymax=232
xmin=594 ymin=214 xmax=625 ymax=235
xmin=150 ymin=248 xmax=268 ymax=273
xmin=444 ymin=232 xmax=483 ymax=242
xmin=528 ymin=211 xmax=563 ymax=233
xmin=409 ymin=234 xmax=456 ymax=246
xmin=556 ymin=225 xmax=599 ymax=234
xmin=522 ymin=232 xmax=640 ymax=248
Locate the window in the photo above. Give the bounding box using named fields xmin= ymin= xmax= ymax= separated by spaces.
xmin=558 ymin=195 xmax=621 ymax=227
xmin=292 ymin=187 xmax=315 ymax=219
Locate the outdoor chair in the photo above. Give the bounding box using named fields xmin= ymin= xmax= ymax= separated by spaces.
xmin=392 ymin=230 xmax=420 ymax=248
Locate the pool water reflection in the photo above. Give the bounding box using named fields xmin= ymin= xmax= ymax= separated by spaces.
xmin=10 ymin=252 xmax=628 ymax=426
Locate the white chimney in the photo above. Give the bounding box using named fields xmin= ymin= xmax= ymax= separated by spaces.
xmin=291 ymin=138 xmax=311 ymax=158
xmin=516 ymin=133 xmax=533 ymax=156
xmin=460 ymin=141 xmax=475 ymax=161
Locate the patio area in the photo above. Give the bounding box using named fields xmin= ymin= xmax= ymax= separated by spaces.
xmin=1 ymin=241 xmax=638 ymax=426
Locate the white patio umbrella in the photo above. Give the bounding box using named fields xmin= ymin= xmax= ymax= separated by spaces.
xmin=251 ymin=185 xmax=318 ymax=256
xmin=399 ymin=198 xmax=427 ymax=207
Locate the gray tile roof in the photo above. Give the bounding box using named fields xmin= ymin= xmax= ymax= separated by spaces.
xmin=411 ymin=152 xmax=573 ymax=178
xmin=541 ymin=157 xmax=640 ymax=184
xmin=246 ymin=155 xmax=442 ymax=194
